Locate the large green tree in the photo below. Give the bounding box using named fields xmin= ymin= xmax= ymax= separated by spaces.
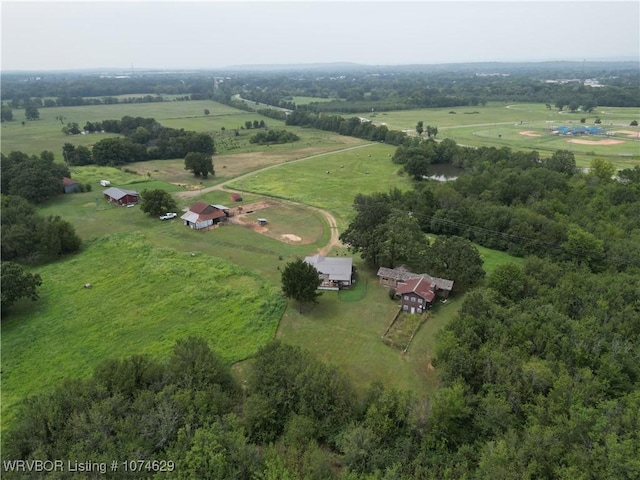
xmin=545 ymin=150 xmax=576 ymax=175
xmin=1 ymin=151 xmax=69 ymax=203
xmin=419 ymin=235 xmax=485 ymax=289
xmin=184 ymin=152 xmax=215 ymax=178
xmin=24 ymin=104 xmax=39 ymax=120
xmin=1 ymin=261 xmax=43 ymax=311
xmin=280 ymin=259 xmax=322 ymax=313
xmin=140 ymin=189 xmax=178 ymax=217
xmin=1 ymin=105 xmax=13 ymax=122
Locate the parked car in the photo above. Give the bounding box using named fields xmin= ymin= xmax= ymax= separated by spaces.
xmin=160 ymin=212 xmax=177 ymax=220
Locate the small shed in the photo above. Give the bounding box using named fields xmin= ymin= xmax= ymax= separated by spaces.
xmin=257 ymin=218 xmax=268 ymax=225
xmin=62 ymin=177 xmax=81 ymax=194
xmin=231 ymin=193 xmax=243 ymax=202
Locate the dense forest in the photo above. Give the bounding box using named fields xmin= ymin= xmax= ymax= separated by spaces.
xmin=3 ymin=136 xmax=639 ymax=477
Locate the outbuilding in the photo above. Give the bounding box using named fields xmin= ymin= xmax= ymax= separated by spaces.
xmin=103 ymin=187 xmax=139 ymax=205
xmin=62 ymin=177 xmax=81 ymax=194
xmin=181 ymin=202 xmax=227 ymax=230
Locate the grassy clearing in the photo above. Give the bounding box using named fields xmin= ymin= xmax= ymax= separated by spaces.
xmin=1 ymin=100 xmax=236 ymax=155
xmin=240 ymin=204 xmax=325 ymax=245
xmin=1 ymin=232 xmax=285 ymax=431
xmin=476 ymin=244 xmax=525 ymax=276
xmin=228 ymin=143 xmax=412 ymax=228
xmin=292 ymin=96 xmax=341 ymax=105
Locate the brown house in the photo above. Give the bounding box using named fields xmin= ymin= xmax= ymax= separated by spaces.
xmin=181 ymin=202 xmax=228 ymax=230
xmin=103 ymin=187 xmax=139 ymax=205
xmin=378 ymin=266 xmax=454 ymax=313
xmin=397 ymin=276 xmax=436 ymax=314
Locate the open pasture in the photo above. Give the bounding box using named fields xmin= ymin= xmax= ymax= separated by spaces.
xmin=227 ymin=143 xmax=412 ymax=227
xmin=128 ymin=133 xmax=366 ymax=188
xmin=38 ymin=183 xmax=331 ymax=285
xmin=0 ymin=100 xmax=278 ymax=155
xmin=1 ymin=231 xmax=285 ymax=430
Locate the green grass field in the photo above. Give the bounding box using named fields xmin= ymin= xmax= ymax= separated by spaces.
xmin=1 ymin=232 xmax=285 ymax=431
xmin=227 ymin=143 xmax=411 ymax=228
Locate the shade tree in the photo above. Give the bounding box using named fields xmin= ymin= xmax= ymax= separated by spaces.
xmin=280 ymin=259 xmax=322 ymax=313
xmin=184 ymin=152 xmax=215 ymax=178
xmin=140 ymin=189 xmax=178 ymax=217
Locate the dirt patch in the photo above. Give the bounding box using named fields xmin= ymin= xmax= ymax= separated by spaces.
xmin=171 ymin=182 xmax=202 ymax=190
xmin=280 ymin=234 xmax=302 ymax=242
xmin=426 ymin=360 xmax=435 ymax=372
xmin=519 ymin=131 xmax=541 ymax=137
xmin=567 ymin=138 xmax=625 ymax=146
xmin=611 ymin=130 xmax=640 ymax=138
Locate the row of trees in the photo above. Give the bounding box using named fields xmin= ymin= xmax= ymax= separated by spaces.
xmin=285 ymin=109 xmax=409 ymax=145
xmin=249 ymin=129 xmax=300 ymax=145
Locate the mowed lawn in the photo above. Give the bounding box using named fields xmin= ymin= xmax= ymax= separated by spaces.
xmin=1 ymin=231 xmax=285 ymax=431
xmin=227 ymin=143 xmax=412 ymax=228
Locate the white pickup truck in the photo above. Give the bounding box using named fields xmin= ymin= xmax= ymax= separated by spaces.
xmin=159 ymin=212 xmax=177 ymax=220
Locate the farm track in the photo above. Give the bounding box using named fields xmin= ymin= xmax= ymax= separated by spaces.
xmin=176 ymin=143 xmax=376 ymax=254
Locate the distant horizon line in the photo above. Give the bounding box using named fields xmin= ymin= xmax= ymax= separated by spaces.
xmin=3 ymin=57 xmax=639 ymax=74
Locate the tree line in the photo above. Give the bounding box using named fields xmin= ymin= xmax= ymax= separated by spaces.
xmin=60 ymin=115 xmax=214 ymax=167
xmin=285 ymin=109 xmax=409 ymax=145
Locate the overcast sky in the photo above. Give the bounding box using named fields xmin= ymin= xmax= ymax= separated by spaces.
xmin=1 ymin=1 xmax=638 ymax=71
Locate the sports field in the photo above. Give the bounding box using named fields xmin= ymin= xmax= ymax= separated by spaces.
xmin=363 ymin=102 xmax=640 ymax=168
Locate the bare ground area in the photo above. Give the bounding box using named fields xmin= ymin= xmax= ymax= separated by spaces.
xmin=519 ymin=131 xmax=541 ymax=137
xmin=567 ymin=138 xmax=625 ymax=146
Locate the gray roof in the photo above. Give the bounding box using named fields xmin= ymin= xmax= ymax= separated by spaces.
xmin=304 ymin=254 xmax=353 ymax=282
xmin=377 ymin=266 xmax=453 ymax=291
xmin=103 ymin=187 xmax=139 ymax=200
xmin=211 ymin=204 xmax=230 ymax=210
xmin=180 ymin=211 xmax=199 ymax=223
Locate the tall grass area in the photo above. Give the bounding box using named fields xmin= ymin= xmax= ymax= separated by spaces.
xmin=1 ymin=232 xmax=285 ymax=431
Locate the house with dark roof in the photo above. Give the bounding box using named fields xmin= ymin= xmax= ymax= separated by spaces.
xmin=181 ymin=202 xmax=228 ymax=230
xmin=62 ymin=177 xmax=81 ymax=194
xmin=377 ymin=265 xmax=454 ymax=313
xmin=304 ymin=254 xmax=353 ymax=290
xmin=397 ymin=276 xmax=436 ymax=314
xmin=103 ymin=187 xmax=139 ymax=205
